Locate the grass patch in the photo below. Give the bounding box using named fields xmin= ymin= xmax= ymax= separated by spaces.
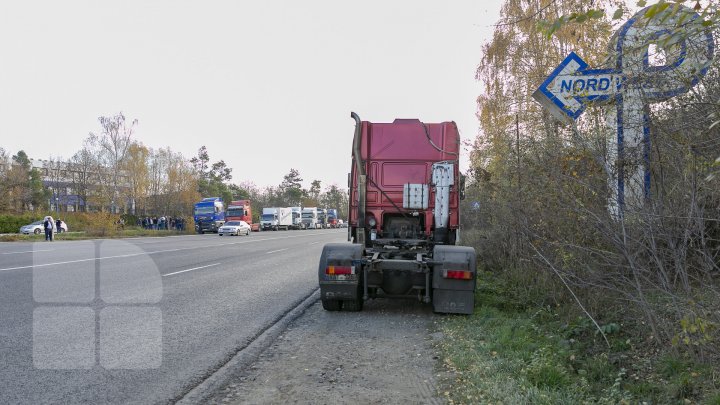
xmin=0 ymin=228 xmax=190 ymax=242
xmin=435 ymin=272 xmax=720 ymax=404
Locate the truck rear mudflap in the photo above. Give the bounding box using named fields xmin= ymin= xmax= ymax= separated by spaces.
xmin=318 ymin=243 xmax=364 ymax=311
xmin=432 ymin=245 xmax=476 ymax=315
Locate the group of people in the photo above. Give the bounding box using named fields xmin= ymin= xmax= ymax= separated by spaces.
xmin=139 ymin=216 xmax=185 ymax=231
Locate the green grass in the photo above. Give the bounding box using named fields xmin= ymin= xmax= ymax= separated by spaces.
xmin=0 ymin=228 xmax=190 ymax=242
xmin=435 ymin=273 xmax=720 ymax=404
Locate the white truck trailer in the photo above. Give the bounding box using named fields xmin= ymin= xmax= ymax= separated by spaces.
xmin=261 ymin=207 xmax=293 ymax=231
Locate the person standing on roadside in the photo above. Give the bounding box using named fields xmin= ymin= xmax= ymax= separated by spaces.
xmin=43 ymin=216 xmax=56 ymax=241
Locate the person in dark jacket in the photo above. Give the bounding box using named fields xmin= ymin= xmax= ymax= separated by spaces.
xmin=43 ymin=216 xmax=56 ymax=241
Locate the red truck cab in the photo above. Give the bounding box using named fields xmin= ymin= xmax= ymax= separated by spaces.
xmin=226 ymin=200 xmax=258 ymax=230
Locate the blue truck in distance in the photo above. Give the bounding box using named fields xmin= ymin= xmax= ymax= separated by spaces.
xmin=327 ymin=209 xmax=338 ymax=228
xmin=194 ymin=197 xmax=225 ymax=233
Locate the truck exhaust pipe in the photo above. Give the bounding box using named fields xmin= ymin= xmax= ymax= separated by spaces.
xmin=351 ymin=112 xmax=366 ymax=246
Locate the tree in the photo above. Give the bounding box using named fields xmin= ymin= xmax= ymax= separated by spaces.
xmin=44 ymin=156 xmax=65 ymax=211
xmin=92 ymin=112 xmax=138 ymax=213
xmin=68 ymin=137 xmax=99 ymax=212
xmin=320 ymin=184 xmax=348 ymax=219
xmin=6 ymin=150 xmax=48 ymax=211
xmin=123 ymin=142 xmax=150 ymax=215
xmin=280 ymin=168 xmax=305 ymax=206
xmin=191 ymin=146 xmax=233 ymax=199
xmin=309 ymin=180 xmax=322 ymax=202
xmin=0 ymin=148 xmax=10 ymax=211
xmin=189 ymin=146 xmax=210 ymax=178
xmin=469 ymin=0 xmax=720 ymax=351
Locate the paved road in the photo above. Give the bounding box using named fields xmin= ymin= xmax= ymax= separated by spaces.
xmin=0 ymin=229 xmax=346 ymax=404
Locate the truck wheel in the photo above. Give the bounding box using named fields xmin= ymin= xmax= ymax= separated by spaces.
xmin=321 ymin=299 xmax=341 ymax=311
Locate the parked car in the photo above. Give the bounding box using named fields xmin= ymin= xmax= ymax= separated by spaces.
xmin=19 ymin=219 xmax=68 ymax=235
xmin=20 ymin=221 xmax=44 ymax=235
xmin=218 ymin=221 xmax=251 ymax=236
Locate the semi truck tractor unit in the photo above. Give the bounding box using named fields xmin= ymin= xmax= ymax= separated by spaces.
xmin=290 ymin=206 xmax=304 ymax=229
xmin=226 ymin=200 xmax=252 ymax=223
xmin=317 ymin=208 xmax=328 ymax=229
xmin=327 ymin=209 xmax=338 ymax=228
xmin=318 ymin=112 xmax=476 ymax=314
xmin=227 ymin=199 xmax=260 ymax=232
xmin=193 ymin=197 xmax=226 ymax=233
xmin=301 ymin=207 xmax=319 ymax=229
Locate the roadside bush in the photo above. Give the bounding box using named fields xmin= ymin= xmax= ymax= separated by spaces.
xmin=0 ymin=213 xmax=39 ymax=233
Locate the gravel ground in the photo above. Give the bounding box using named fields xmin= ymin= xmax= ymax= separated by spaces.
xmin=208 ymin=298 xmax=445 ymax=405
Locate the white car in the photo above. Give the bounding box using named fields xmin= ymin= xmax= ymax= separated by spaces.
xmin=20 ymin=221 xmax=44 ymax=235
xmin=19 ymin=220 xmax=68 ymax=234
xmin=218 ymin=221 xmax=251 ymax=236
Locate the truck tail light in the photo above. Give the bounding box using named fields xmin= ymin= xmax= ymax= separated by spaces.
xmin=443 ymin=270 xmax=473 ymax=280
xmin=326 ymin=266 xmax=355 ymax=275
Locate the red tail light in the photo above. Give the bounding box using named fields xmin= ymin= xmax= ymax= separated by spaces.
xmin=443 ymin=270 xmax=473 ymax=280
xmin=326 ymin=266 xmax=354 ymax=275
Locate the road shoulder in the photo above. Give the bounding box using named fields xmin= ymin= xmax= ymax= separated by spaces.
xmin=209 ymin=298 xmax=442 ymax=404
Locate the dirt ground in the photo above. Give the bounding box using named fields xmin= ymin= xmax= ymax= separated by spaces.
xmin=207 ymin=298 xmax=445 ymax=405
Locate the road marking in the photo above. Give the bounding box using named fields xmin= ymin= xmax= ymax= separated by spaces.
xmin=0 ymin=232 xmax=343 ymax=272
xmin=1 ymin=249 xmax=54 ymax=255
xmin=309 ymin=241 xmax=323 ymax=245
xmin=266 ymin=248 xmax=288 ymax=254
xmin=162 ymin=263 xmax=221 ymax=277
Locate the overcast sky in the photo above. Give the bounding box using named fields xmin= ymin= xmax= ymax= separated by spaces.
xmin=0 ymin=0 xmax=502 ymax=190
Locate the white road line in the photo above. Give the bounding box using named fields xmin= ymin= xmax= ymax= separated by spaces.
xmin=309 ymin=241 xmax=323 ymax=245
xmin=266 ymin=248 xmax=288 ymax=254
xmin=1 ymin=249 xmax=54 ymax=255
xmin=0 ymin=232 xmax=341 ymax=272
xmin=162 ymin=263 xmax=221 ymax=277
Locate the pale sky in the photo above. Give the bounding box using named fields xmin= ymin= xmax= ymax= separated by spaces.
xmin=0 ymin=0 xmax=503 ymax=190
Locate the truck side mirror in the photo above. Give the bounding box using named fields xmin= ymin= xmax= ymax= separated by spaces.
xmin=459 ymin=175 xmax=466 ymax=200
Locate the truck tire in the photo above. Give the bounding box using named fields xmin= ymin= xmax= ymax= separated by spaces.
xmin=321 ymin=299 xmax=341 ymax=311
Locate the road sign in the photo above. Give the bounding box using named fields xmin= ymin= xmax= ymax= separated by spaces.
xmin=533 ymin=52 xmax=620 ymax=122
xmin=533 ymin=5 xmax=715 ymax=211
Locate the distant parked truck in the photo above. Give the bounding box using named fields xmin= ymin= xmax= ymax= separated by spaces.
xmin=194 ymin=197 xmax=225 ymax=233
xmin=301 ymin=207 xmax=320 ymax=229
xmin=317 ymin=208 xmax=328 ymax=228
xmin=327 ymin=209 xmax=338 ymax=228
xmin=289 ymin=206 xmax=304 ymax=229
xmin=261 ymin=207 xmax=293 ymax=231
xmin=227 ymin=199 xmax=260 ymax=231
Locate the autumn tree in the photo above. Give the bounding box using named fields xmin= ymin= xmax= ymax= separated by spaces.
xmin=470 ymin=0 xmax=720 ymax=353
xmin=92 ymin=112 xmax=137 ymax=213
xmin=123 ymin=141 xmax=150 ymax=214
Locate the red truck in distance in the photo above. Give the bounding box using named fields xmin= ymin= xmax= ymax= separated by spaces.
xmin=226 ymin=200 xmax=259 ymax=231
